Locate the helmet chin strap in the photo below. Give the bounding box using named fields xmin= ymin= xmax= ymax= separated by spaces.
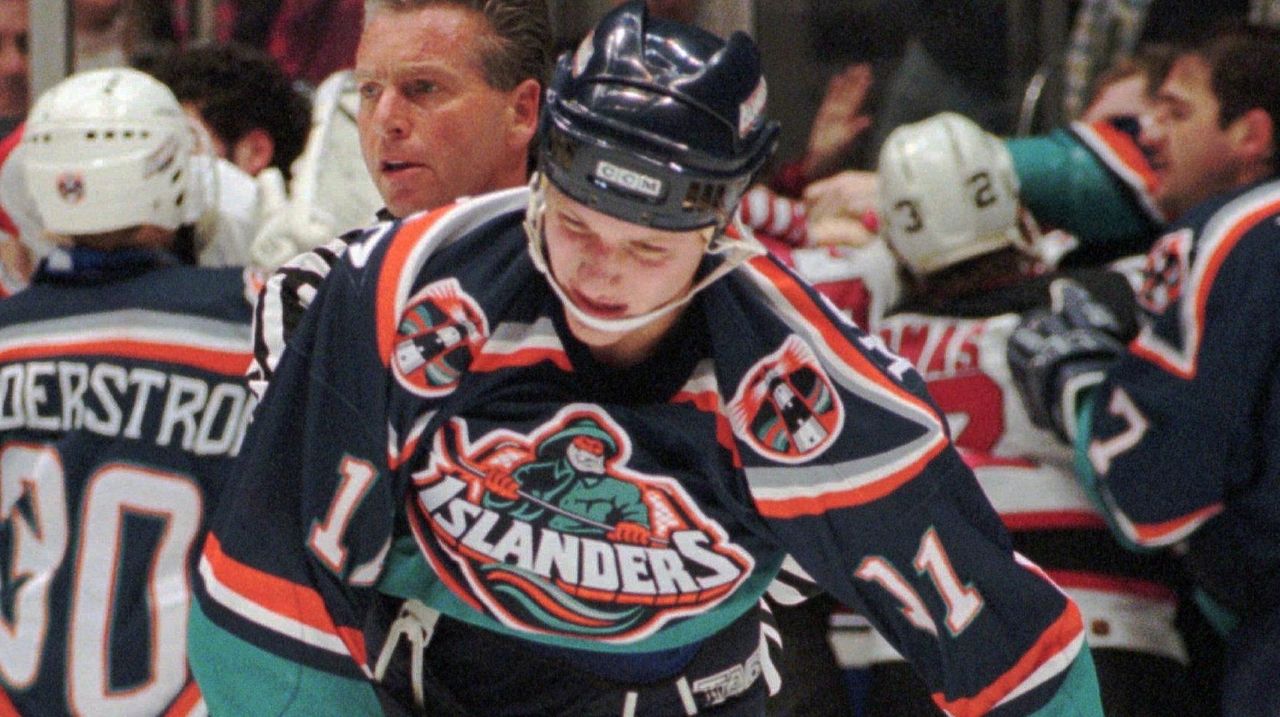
xmin=523 ymin=174 xmax=765 ymax=334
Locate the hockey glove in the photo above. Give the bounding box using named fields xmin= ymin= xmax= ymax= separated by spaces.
xmin=1008 ymin=279 xmax=1126 ymax=443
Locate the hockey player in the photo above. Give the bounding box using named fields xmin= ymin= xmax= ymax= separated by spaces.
xmin=783 ymin=44 xmax=1173 ymax=276
xmin=0 ymin=68 xmax=257 ymax=716
xmin=848 ymin=111 xmax=1193 ymax=716
xmin=188 ymin=3 xmax=1104 ymax=715
xmin=1009 ymin=24 xmax=1280 ymax=717
xmin=0 ymin=70 xmax=266 ymax=293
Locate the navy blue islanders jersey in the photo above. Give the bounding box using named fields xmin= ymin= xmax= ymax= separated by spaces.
xmin=1076 ymin=178 xmax=1280 ymax=620
xmin=0 ymin=250 xmax=256 ymax=716
xmin=192 ymin=188 xmax=1100 ymax=716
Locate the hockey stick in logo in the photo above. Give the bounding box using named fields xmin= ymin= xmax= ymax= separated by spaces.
xmin=442 ymin=422 xmax=669 ymax=546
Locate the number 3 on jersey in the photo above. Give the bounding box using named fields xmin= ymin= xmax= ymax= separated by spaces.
xmin=855 ymin=527 xmax=984 ymax=636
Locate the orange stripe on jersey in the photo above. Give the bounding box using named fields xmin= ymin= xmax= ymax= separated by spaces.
xmin=202 ymin=532 xmax=355 ymax=649
xmin=472 ymin=346 xmax=572 ymax=373
xmin=1086 ymin=120 xmax=1158 ymax=193
xmin=0 ymin=686 xmax=19 ymax=717
xmin=1131 ymin=197 xmax=1280 ymax=379
xmin=161 ymin=681 xmax=203 ymax=717
xmin=375 ymin=206 xmax=457 ymax=366
xmin=1132 ymin=502 xmax=1223 ymax=545
xmin=671 ymin=388 xmax=741 ymax=465
xmin=933 ymin=598 xmax=1085 ymax=717
xmin=754 ymin=437 xmax=948 ymax=518
xmin=749 ymin=257 xmax=943 ymax=423
xmin=0 ymin=340 xmax=249 ymax=375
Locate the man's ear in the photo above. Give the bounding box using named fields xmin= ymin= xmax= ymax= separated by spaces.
xmin=1231 ymin=107 xmax=1275 ymax=166
xmin=508 ymin=78 xmax=542 ymax=149
xmin=231 ymin=128 xmax=277 ymax=177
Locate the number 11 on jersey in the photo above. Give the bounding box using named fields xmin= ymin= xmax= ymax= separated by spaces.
xmin=855 ymin=526 xmax=985 ymax=637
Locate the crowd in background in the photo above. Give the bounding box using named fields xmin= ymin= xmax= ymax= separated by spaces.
xmin=2 ymin=1 xmax=1280 ymax=716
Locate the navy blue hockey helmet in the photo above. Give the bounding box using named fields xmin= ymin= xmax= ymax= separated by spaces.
xmin=538 ymin=0 xmax=780 ymax=232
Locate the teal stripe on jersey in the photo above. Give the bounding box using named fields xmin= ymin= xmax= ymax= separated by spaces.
xmin=188 ymin=601 xmax=383 ymax=716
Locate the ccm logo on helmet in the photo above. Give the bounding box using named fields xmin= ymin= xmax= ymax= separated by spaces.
xmin=595 ymin=160 xmax=664 ymax=198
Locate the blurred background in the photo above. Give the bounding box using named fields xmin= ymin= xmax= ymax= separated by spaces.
xmin=10 ymin=0 xmax=1274 ymax=162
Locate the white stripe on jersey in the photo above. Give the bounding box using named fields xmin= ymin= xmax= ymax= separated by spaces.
xmin=481 ymin=316 xmax=563 ymax=357
xmin=197 ymin=554 xmax=353 ymax=657
xmin=1131 ymin=183 xmax=1280 ymax=379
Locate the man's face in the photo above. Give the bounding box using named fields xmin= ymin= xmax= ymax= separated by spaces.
xmin=0 ymin=0 xmax=29 ymax=117
xmin=1142 ymin=54 xmax=1241 ymax=219
xmin=354 ymin=5 xmax=536 ymax=218
xmin=541 ymin=183 xmax=708 ymax=365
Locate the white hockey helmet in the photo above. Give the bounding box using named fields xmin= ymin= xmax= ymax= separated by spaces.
xmin=22 ymin=67 xmax=194 ymax=236
xmin=877 ymin=112 xmax=1029 ymax=276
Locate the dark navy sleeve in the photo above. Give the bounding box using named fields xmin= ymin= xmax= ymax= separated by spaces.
xmin=727 ymin=256 xmax=1101 ymax=715
xmin=190 ymin=223 xmax=403 ymax=715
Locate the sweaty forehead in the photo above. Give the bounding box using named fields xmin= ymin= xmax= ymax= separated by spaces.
xmin=358 ymin=5 xmax=486 ymax=59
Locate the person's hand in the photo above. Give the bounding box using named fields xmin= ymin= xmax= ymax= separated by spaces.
xmin=1008 ymin=280 xmax=1127 ymax=442
xmin=806 ymin=213 xmax=877 ymax=247
xmin=802 ymin=170 xmax=879 ymax=247
xmin=607 ymin=520 xmax=652 ymax=545
xmin=802 ymin=63 xmax=874 ymax=180
xmin=483 ymin=467 xmax=521 ymax=501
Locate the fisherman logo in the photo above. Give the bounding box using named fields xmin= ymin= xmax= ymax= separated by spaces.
xmin=729 ymin=335 xmax=843 ymax=463
xmin=410 ymin=405 xmax=753 ymax=642
xmin=1137 ymin=228 xmax=1190 ymax=316
xmin=392 ymin=278 xmax=488 ymax=397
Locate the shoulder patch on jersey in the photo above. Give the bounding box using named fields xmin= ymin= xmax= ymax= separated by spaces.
xmin=409 ymin=405 xmax=753 ymax=642
xmin=392 ymin=278 xmax=489 ymax=397
xmin=1136 ymin=228 xmax=1190 ymax=316
xmin=729 ymin=335 xmax=844 ymax=463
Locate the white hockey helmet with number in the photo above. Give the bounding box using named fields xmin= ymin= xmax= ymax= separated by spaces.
xmin=23 ymin=67 xmax=194 ymax=236
xmin=877 ymin=112 xmax=1030 ymax=276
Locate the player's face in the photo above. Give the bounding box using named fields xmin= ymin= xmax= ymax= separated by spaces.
xmin=1142 ymin=54 xmax=1242 ymax=220
xmin=0 ymin=0 xmax=29 ymax=117
xmin=355 ymin=6 xmax=538 ymax=218
xmin=542 ymin=184 xmax=709 ymax=366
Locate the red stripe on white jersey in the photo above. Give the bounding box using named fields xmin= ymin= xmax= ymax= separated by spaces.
xmin=1046 ymin=569 xmax=1176 ymax=602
